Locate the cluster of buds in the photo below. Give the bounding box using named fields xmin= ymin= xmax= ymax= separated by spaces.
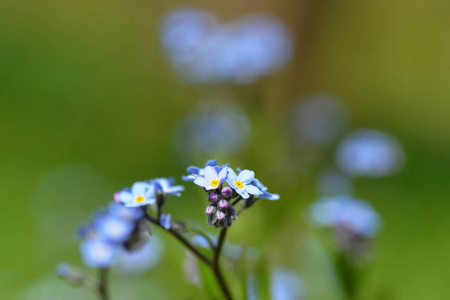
xmin=205 ymin=187 xmax=237 ymax=228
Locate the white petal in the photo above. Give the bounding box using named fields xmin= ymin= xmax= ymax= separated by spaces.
xmin=194 ymin=176 xmax=208 ymax=188
xmin=227 ymin=168 xmax=238 ymax=181
xmin=204 ymin=166 xmax=217 ymax=181
xmin=131 ymin=182 xmax=150 ymax=196
xmin=244 ymin=184 xmax=264 ymax=195
xmin=118 ymin=191 xmax=133 ymax=204
xmin=217 ymin=167 xmax=228 ymax=181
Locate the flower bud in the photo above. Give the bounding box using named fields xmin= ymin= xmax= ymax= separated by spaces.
xmin=221 ymin=187 xmax=233 ymax=199
xmin=216 ymin=211 xmax=226 ymax=220
xmin=209 ymin=193 xmax=219 ymax=203
xmin=205 ymin=205 xmax=216 ymax=215
xmin=218 ymin=200 xmax=229 ymax=209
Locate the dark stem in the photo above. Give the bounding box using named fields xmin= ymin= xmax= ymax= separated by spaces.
xmin=98 ymin=268 xmax=109 ymax=300
xmin=212 ymin=228 xmax=233 ymax=300
xmin=144 ymin=213 xmax=211 ymax=265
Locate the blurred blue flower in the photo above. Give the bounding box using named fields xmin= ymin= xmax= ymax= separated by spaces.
xmin=161 ymin=8 xmax=294 ymax=84
xmin=227 ymin=169 xmax=263 ymax=199
xmin=80 ymin=239 xmax=116 ymax=268
xmin=182 ymin=159 xmax=217 ymax=181
xmin=116 ymin=181 xmax=156 ymax=207
xmin=271 ymin=268 xmax=304 ymax=300
xmin=160 ymin=213 xmax=172 ymax=230
xmin=115 ymin=238 xmax=163 ymax=276
xmin=316 ymin=168 xmax=353 ymax=197
xmin=152 ymin=177 xmax=184 ymax=197
xmin=95 ymin=214 xmax=135 ymax=243
xmin=108 ymin=203 xmax=143 ymax=221
xmin=310 ymin=195 xmax=381 ymax=237
xmin=336 ymin=129 xmax=405 ymax=178
xmin=290 ymin=95 xmax=348 ymax=146
xmin=194 ymin=166 xmax=228 ymax=190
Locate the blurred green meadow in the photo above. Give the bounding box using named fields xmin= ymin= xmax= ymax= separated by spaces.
xmin=1 ymin=0 xmax=450 ymax=299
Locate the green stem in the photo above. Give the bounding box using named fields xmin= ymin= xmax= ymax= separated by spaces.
xmin=98 ymin=268 xmax=109 ymax=300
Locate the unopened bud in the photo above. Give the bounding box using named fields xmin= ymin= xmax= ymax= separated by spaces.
xmin=218 ymin=200 xmax=229 ymax=209
xmin=216 ymin=211 xmax=226 ymax=220
xmin=209 ymin=193 xmax=219 ymax=203
xmin=205 ymin=205 xmax=216 ymax=215
xmin=221 ymin=187 xmax=233 ymax=199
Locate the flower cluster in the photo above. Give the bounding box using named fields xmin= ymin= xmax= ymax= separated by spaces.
xmin=160 ymin=8 xmax=294 ymax=84
xmin=78 ymin=203 xmax=148 ymax=268
xmin=183 ymin=159 xmax=279 ymax=227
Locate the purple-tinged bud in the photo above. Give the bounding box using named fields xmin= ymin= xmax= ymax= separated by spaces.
xmin=221 ymin=187 xmax=233 ymax=199
xmin=218 ymin=200 xmax=229 ymax=209
xmin=205 ymin=205 xmax=216 ymax=215
xmin=209 ymin=193 xmax=219 ymax=203
xmin=216 ymin=211 xmax=226 ymax=220
xmin=114 ymin=192 xmax=121 ymax=204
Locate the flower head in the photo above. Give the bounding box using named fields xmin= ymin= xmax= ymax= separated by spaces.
xmin=116 ymin=181 xmax=156 ymax=207
xmin=95 ymin=214 xmax=135 ymax=243
xmin=152 ymin=177 xmax=185 ymax=197
xmin=80 ymin=239 xmax=116 ymax=268
xmin=194 ymin=166 xmax=228 ymax=190
xmin=226 ymin=169 xmax=263 ymax=199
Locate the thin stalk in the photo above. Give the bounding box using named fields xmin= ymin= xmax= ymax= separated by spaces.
xmin=98 ymin=268 xmax=109 ymax=300
xmin=144 ymin=213 xmax=211 ymax=265
xmin=212 ymin=228 xmax=233 ymax=300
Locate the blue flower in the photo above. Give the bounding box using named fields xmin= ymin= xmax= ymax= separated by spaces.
xmin=310 ymin=195 xmax=380 ymax=237
xmin=270 ymin=268 xmax=304 ymax=300
xmin=194 ymin=166 xmax=228 ymax=190
xmin=108 ymin=203 xmax=143 ymax=221
xmin=152 ymin=177 xmax=184 ymax=197
xmin=182 ymin=159 xmax=218 ymax=181
xmin=95 ymin=214 xmax=135 ymax=243
xmin=80 ymin=239 xmax=116 ymax=268
xmin=160 ymin=213 xmax=172 ymax=230
xmin=251 ymin=178 xmax=280 ymax=200
xmin=116 ymin=181 xmax=156 ymax=207
xmin=226 ymin=168 xmax=263 ymax=199
xmin=115 ymin=238 xmax=163 ymax=275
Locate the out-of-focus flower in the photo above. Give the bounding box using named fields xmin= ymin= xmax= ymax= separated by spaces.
xmin=160 ymin=9 xmax=294 ymax=84
xmin=291 ymin=95 xmax=348 ymax=146
xmin=152 ymin=178 xmax=184 ymax=197
xmin=56 ymin=263 xmax=84 ymax=286
xmin=95 ymin=214 xmax=135 ymax=243
xmin=108 ymin=203 xmax=143 ymax=221
xmin=116 ymin=182 xmax=156 ymax=207
xmin=80 ymin=239 xmax=116 ymax=268
xmin=336 ymin=129 xmax=405 ymax=178
xmin=175 ymin=101 xmax=250 ymax=157
xmin=227 ymin=169 xmax=263 ymax=199
xmin=194 ymin=166 xmax=228 ymax=190
xmin=271 ymin=268 xmax=304 ymax=300
xmin=160 ymin=213 xmax=172 ymax=230
xmin=310 ymin=195 xmax=380 ymax=237
xmin=115 ymin=238 xmax=162 ymax=275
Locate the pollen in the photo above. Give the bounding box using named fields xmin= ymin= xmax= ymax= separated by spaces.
xmin=234 ymin=180 xmax=244 ymax=189
xmin=210 ymin=179 xmax=220 ymax=187
xmin=135 ymin=196 xmax=145 ymax=203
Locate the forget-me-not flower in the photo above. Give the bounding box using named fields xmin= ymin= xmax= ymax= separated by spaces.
xmin=194 ymin=166 xmax=228 ymax=190
xmin=95 ymin=214 xmax=135 ymax=243
xmin=80 ymin=239 xmax=116 ymax=268
xmin=117 ymin=181 xmax=156 ymax=207
xmin=227 ymin=169 xmax=263 ymax=199
xmin=152 ymin=177 xmax=185 ymax=197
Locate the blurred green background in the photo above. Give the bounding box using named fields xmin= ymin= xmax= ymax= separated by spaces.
xmin=1 ymin=0 xmax=449 ymax=299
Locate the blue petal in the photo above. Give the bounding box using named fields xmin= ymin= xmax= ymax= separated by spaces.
xmin=117 ymin=190 xmax=133 ymax=204
xmin=186 ymin=166 xmax=201 ymax=174
xmin=227 ymin=168 xmax=238 ymax=181
xmin=205 ymin=159 xmax=217 ymax=167
xmin=217 ymin=167 xmax=228 ymax=181
xmin=236 ymin=188 xmax=250 ymax=199
xmin=244 ymin=184 xmax=264 ymax=195
xmin=204 ymin=166 xmax=218 ymax=181
xmin=238 ymin=170 xmax=255 ymax=184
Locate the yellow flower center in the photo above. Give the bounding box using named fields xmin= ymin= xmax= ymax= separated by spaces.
xmin=135 ymin=196 xmax=145 ymax=203
xmin=234 ymin=180 xmax=244 ymax=189
xmin=210 ymin=179 xmax=220 ymax=187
